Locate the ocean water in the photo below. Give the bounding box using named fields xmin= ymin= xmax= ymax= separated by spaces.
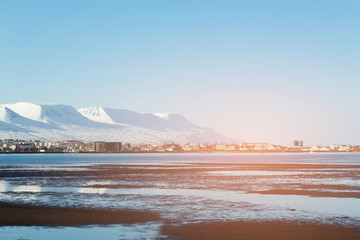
xmin=0 ymin=153 xmax=360 ymax=239
xmin=0 ymin=152 xmax=360 ymax=165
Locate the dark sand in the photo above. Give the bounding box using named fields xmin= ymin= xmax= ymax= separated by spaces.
xmin=162 ymin=221 xmax=360 ymax=240
xmin=1 ymin=203 xmax=359 ymax=239
xmin=0 ymin=202 xmax=160 ymax=226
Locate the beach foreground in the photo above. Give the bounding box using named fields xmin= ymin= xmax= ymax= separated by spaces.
xmin=162 ymin=220 xmax=360 ymax=240
xmin=0 ymin=204 xmax=359 ymax=239
xmin=0 ymin=154 xmax=360 ymax=239
xmin=0 ymin=202 xmax=160 ymax=226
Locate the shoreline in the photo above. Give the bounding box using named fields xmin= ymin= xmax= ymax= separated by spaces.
xmin=0 ymin=151 xmax=359 ymax=154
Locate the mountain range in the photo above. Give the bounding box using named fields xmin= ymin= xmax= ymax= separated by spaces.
xmin=0 ymin=102 xmax=235 ymax=144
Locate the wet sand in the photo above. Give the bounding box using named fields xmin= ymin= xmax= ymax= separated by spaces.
xmin=0 ymin=202 xmax=160 ymax=226
xmin=1 ymin=162 xmax=360 ymax=239
xmin=162 ymin=221 xmax=360 ymax=240
xmin=1 ymin=203 xmax=359 ymax=239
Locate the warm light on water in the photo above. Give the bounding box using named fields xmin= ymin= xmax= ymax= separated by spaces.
xmin=0 ymin=153 xmax=360 ymax=239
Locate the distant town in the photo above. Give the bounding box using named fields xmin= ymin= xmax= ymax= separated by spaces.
xmin=0 ymin=139 xmax=359 ymax=153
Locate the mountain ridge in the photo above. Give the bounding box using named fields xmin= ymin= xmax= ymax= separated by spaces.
xmin=78 ymin=107 xmax=203 ymax=131
xmin=0 ymin=102 xmax=236 ymax=144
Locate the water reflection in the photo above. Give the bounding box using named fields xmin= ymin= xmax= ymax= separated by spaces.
xmin=206 ymin=170 xmax=310 ymax=176
xmin=78 ymin=187 xmax=107 ymax=194
xmin=0 ymin=180 xmax=41 ymax=193
xmin=83 ymin=180 xmax=112 ymax=186
xmin=0 ymin=180 xmax=9 ymax=192
xmin=1 ymin=159 xmax=360 ymax=227
xmin=13 ymin=185 xmax=41 ymax=193
xmin=2 ymin=180 xmax=359 ymax=222
xmin=0 ymin=223 xmax=162 ymax=240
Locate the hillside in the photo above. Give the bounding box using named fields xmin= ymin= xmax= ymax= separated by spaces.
xmin=0 ymin=102 xmax=235 ymax=144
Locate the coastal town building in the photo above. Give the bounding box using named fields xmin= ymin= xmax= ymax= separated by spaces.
xmin=293 ymin=140 xmax=304 ymax=147
xmin=0 ymin=139 xmax=359 ymax=153
xmin=310 ymin=146 xmax=330 ymax=152
xmin=84 ymin=141 xmax=122 ymax=152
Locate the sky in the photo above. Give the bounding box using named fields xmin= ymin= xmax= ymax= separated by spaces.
xmin=0 ymin=0 xmax=359 ymax=146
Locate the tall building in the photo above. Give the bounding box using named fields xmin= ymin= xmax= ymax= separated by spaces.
xmin=293 ymin=140 xmax=303 ymax=147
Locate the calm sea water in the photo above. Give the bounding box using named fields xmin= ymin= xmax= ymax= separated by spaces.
xmin=0 ymin=152 xmax=360 ymax=165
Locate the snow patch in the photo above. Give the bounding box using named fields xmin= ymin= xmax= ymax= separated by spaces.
xmin=0 ymin=106 xmax=23 ymax=123
xmin=78 ymin=107 xmax=114 ymax=124
xmin=4 ymin=102 xmax=43 ymax=122
xmin=153 ymin=113 xmax=170 ymax=120
xmin=5 ymin=102 xmax=108 ymax=127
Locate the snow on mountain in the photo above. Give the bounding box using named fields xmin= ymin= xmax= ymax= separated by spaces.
xmin=77 ymin=107 xmax=114 ymax=124
xmin=0 ymin=106 xmax=60 ymax=130
xmin=78 ymin=106 xmax=234 ymax=143
xmin=4 ymin=102 xmax=117 ymax=128
xmin=0 ymin=102 xmax=235 ymax=144
xmin=78 ymin=107 xmax=200 ymax=131
xmin=153 ymin=113 xmax=170 ymax=120
xmin=0 ymin=120 xmax=32 ymax=133
xmin=0 ymin=106 xmax=21 ymax=123
xmin=4 ymin=102 xmax=86 ymax=125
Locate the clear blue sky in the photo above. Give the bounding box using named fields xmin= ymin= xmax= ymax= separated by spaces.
xmin=1 ymin=0 xmax=359 ymax=145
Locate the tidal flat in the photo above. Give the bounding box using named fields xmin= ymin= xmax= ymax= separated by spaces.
xmin=0 ymin=153 xmax=360 ymax=239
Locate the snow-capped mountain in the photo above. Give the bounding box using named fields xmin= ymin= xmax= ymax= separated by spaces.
xmin=0 ymin=102 xmax=235 ymax=144
xmin=78 ymin=107 xmax=201 ymax=130
xmin=77 ymin=107 xmax=114 ymax=124
xmin=0 ymin=106 xmax=59 ymax=130
xmin=4 ymin=102 xmax=111 ymax=128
